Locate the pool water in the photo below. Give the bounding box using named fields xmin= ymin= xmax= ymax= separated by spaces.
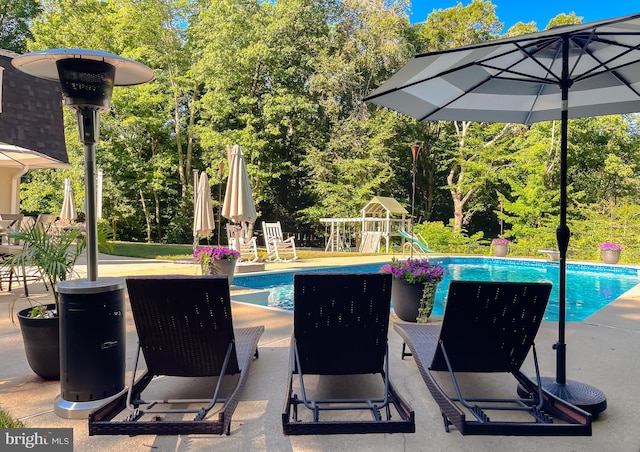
xmin=233 ymin=257 xmax=640 ymax=322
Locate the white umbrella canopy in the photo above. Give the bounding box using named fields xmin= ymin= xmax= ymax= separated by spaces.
xmin=193 ymin=171 xmax=215 ymax=241
xmin=365 ymin=14 xmax=640 ymax=415
xmin=59 ymin=178 xmax=77 ymax=221
xmin=222 ymin=145 xmax=258 ymax=225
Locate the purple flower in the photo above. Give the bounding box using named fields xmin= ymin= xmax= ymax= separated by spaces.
xmin=193 ymin=246 xmax=240 ymax=261
xmin=380 ymin=258 xmax=445 ymax=284
xmin=492 ymin=238 xmax=510 ymax=245
xmin=598 ymin=242 xmax=623 ymax=251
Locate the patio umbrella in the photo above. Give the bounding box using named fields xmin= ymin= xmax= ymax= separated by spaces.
xmin=193 ymin=171 xmax=215 ymax=244
xmin=365 ymin=13 xmax=640 ymax=415
xmin=59 ymin=178 xmax=77 ymax=222
xmin=222 ymin=144 xmax=258 ymax=232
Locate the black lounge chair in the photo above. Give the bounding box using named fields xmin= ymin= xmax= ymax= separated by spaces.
xmin=89 ymin=275 xmax=264 ymax=436
xmin=282 ymin=273 xmax=415 ymax=435
xmin=394 ymin=280 xmax=592 ymax=436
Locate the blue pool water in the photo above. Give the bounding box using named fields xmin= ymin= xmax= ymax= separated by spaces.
xmin=233 ymin=257 xmax=640 ymax=322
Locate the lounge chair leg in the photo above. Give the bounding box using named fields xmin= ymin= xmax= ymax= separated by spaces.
xmin=441 ymin=412 xmax=451 ymax=432
xmin=292 ymin=395 xmax=299 ymax=421
xmin=401 ymin=342 xmax=412 ymax=359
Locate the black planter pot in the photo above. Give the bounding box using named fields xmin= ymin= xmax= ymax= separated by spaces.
xmin=391 ymin=279 xmax=425 ymax=322
xmin=17 ymin=304 xmax=60 ymax=380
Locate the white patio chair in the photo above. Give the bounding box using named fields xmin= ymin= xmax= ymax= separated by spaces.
xmin=226 ymin=223 xmax=259 ymax=262
xmin=262 ymin=221 xmax=297 ymax=262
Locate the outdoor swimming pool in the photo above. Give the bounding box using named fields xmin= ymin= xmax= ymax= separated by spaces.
xmin=234 ymin=257 xmax=640 ymax=322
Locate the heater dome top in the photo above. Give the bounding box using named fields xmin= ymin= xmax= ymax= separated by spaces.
xmin=12 ymin=48 xmax=154 ymax=86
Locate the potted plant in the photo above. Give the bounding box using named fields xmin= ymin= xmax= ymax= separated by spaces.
xmin=194 ymin=246 xmax=240 ymax=284
xmin=598 ymin=242 xmax=623 ymax=264
xmin=2 ymin=224 xmax=86 ymax=380
xmin=491 ymin=238 xmax=510 ymax=257
xmin=381 ymin=258 xmax=445 ymax=323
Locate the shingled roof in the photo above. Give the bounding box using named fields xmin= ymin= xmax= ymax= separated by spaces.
xmin=0 ymin=49 xmax=67 ymax=163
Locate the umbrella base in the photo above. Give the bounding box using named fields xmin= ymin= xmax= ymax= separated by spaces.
xmin=517 ymin=377 xmax=607 ymax=417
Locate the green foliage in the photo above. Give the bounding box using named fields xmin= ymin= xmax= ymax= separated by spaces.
xmin=414 ymin=0 xmax=502 ymax=51
xmin=545 ymin=12 xmax=583 ymax=29
xmin=299 ymin=0 xmax=411 ymax=228
xmin=506 ymin=231 xmax=557 ymax=257
xmin=499 ymin=122 xmax=560 ymax=238
xmin=413 ymin=221 xmax=486 ymax=254
xmin=570 ymin=200 xmax=640 ymax=263
xmin=163 ymin=202 xmax=197 ymax=245
xmin=97 ymin=220 xmax=115 ymax=254
xmin=0 ymin=407 xmax=23 ymax=428
xmin=28 ymin=305 xmax=50 ymax=319
xmin=15 ymin=0 xmax=640 ymax=262
xmin=0 ymin=0 xmax=41 ymax=53
xmin=2 ymin=225 xmax=86 ymax=307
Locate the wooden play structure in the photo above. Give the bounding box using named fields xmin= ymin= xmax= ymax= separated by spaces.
xmin=319 ymin=196 xmax=410 ymax=253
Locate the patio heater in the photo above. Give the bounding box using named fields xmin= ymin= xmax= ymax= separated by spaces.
xmin=12 ymin=49 xmax=154 ymax=418
xmin=409 ymin=141 xmax=422 ymax=259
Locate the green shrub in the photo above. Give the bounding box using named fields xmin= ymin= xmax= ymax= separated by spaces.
xmin=413 ymin=221 xmax=487 ymax=254
xmin=0 ymin=408 xmax=23 ymax=428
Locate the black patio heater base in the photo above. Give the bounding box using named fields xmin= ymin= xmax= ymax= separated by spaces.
xmin=54 ymin=277 xmax=126 ymax=419
xmin=517 ymin=377 xmax=607 ymax=417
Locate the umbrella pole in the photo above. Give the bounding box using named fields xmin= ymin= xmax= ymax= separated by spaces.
xmin=539 ymin=37 xmax=607 ymax=416
xmin=556 ymin=38 xmax=571 ymax=385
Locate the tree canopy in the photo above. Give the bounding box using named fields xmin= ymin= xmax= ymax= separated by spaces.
xmin=14 ymin=0 xmax=640 ymax=260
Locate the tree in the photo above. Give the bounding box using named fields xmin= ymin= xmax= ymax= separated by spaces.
xmin=499 ymin=121 xmax=560 ymax=241
xmin=300 ymin=0 xmax=412 ymax=229
xmin=0 ymin=0 xmax=41 ymax=53
xmin=111 ymin=0 xmax=197 ymax=201
xmin=28 ymin=0 xmax=196 ymax=242
xmin=190 ymin=0 xmax=337 ymax=231
xmin=18 ymin=0 xmax=640 ymax=251
xmin=410 ymin=1 xmax=520 ymax=232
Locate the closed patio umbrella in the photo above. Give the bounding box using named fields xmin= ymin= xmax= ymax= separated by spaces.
xmin=222 ymin=144 xmax=258 ymax=231
xmin=193 ymin=171 xmax=214 ymax=245
xmin=59 ymin=178 xmax=77 ymax=222
xmin=365 ymin=13 xmax=640 ymax=415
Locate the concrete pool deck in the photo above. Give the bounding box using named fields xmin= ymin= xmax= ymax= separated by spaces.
xmin=2 ymin=253 xmax=640 ymax=451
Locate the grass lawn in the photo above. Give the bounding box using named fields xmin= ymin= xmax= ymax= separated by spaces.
xmin=106 ymin=241 xmax=633 ymax=265
xmin=107 ymin=241 xmax=384 ymax=261
xmin=108 ymin=241 xmax=194 ymax=260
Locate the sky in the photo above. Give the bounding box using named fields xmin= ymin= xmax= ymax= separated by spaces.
xmin=409 ymin=1 xmax=640 ymax=30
